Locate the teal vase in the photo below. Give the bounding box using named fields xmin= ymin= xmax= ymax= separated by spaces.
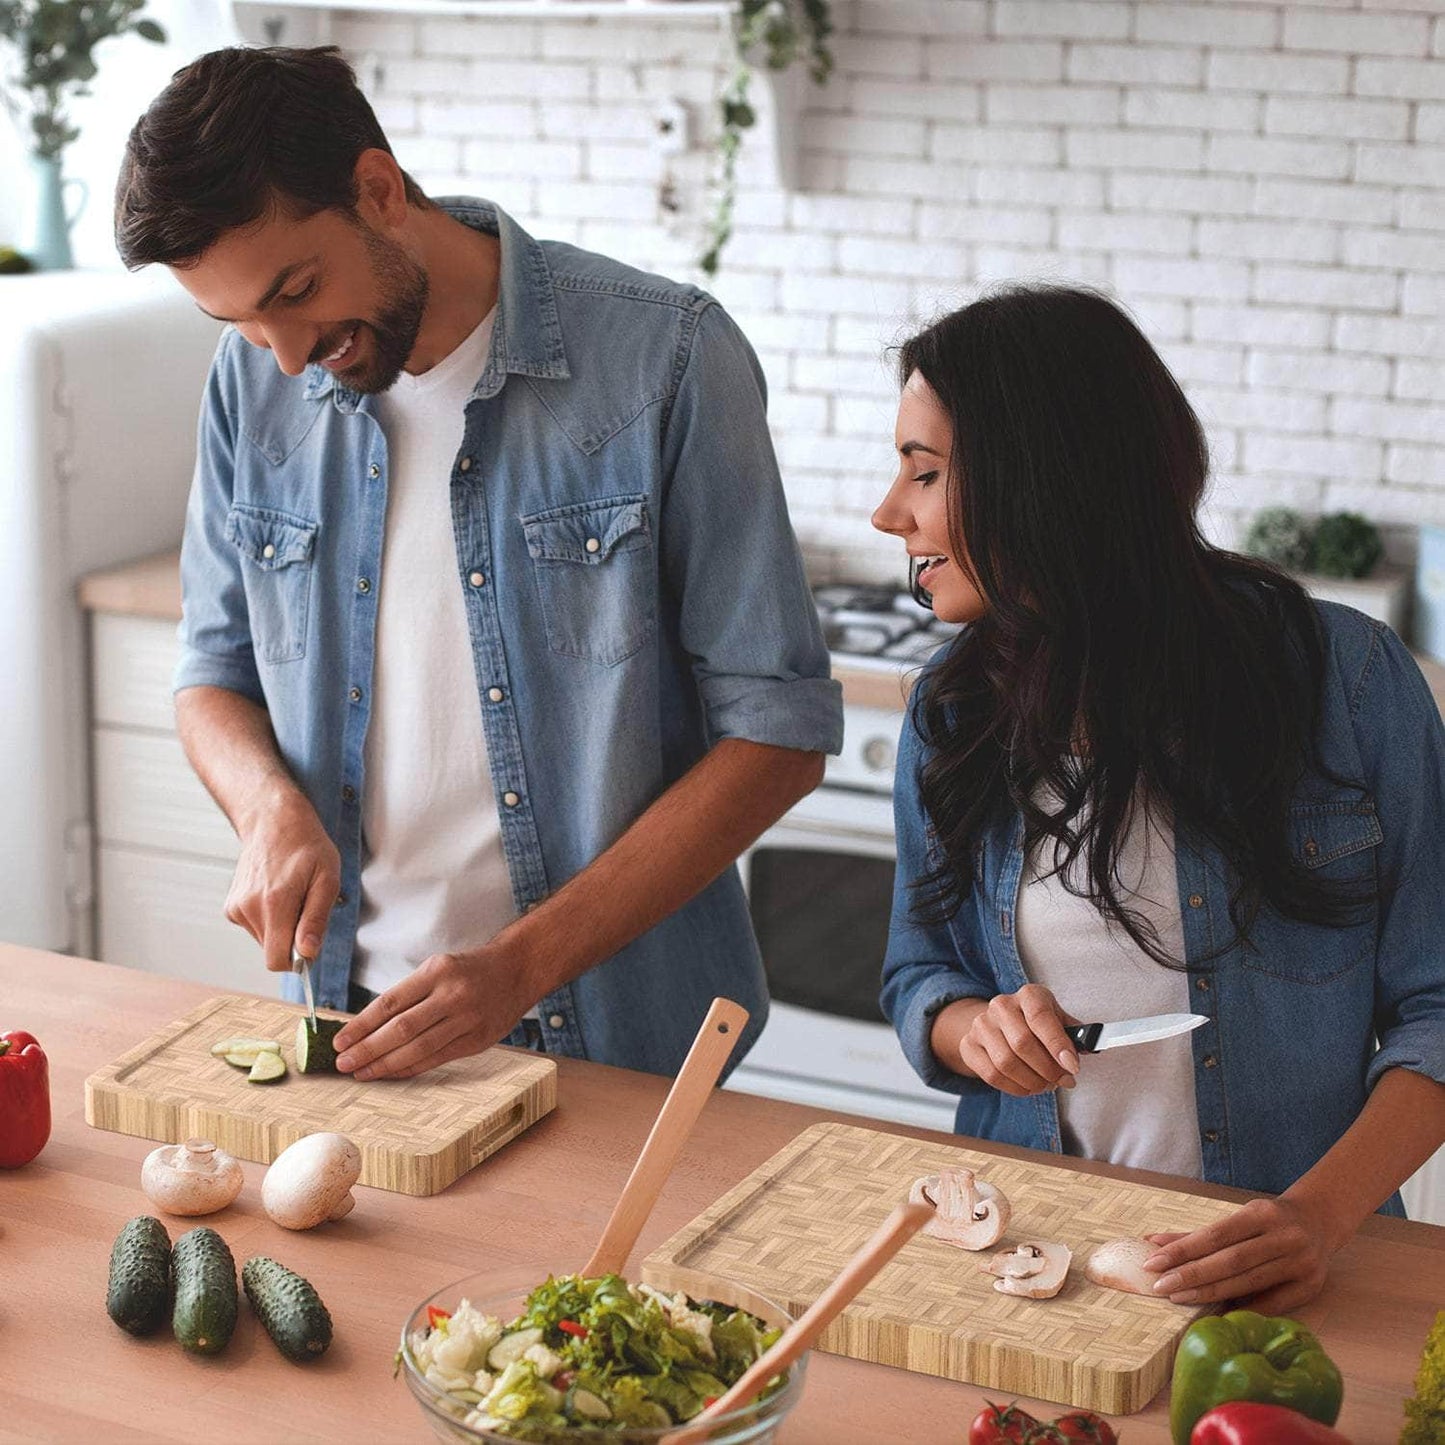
xmin=27 ymin=154 xmax=88 ymax=271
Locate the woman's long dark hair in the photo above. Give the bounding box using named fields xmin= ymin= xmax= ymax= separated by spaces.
xmin=905 ymin=285 xmax=1364 ymax=965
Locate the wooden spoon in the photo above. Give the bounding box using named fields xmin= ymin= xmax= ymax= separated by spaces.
xmin=582 ymin=996 xmax=749 ymax=1278
xmin=665 ymin=1199 xmax=935 ymax=1444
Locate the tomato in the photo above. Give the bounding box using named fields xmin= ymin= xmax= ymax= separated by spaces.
xmin=1024 ymin=1412 xmax=1119 ymax=1445
xmin=969 ymin=1401 xmax=1040 ymax=1444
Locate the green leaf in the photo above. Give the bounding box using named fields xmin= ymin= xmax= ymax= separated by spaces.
xmin=133 ymin=17 xmax=163 ymax=42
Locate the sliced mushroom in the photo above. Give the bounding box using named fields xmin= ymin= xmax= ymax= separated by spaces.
xmin=980 ymin=1241 xmax=1072 ymax=1299
xmin=1084 ymin=1237 xmax=1166 ymax=1296
xmin=908 ymin=1167 xmax=1010 ymax=1250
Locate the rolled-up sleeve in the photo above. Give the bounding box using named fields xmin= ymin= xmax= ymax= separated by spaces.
xmin=881 ymin=699 xmax=997 ymax=1096
xmin=1356 ymin=623 xmax=1445 ymax=1091
xmin=658 ymin=301 xmax=841 ymax=754
xmin=173 ymin=331 xmax=265 ymax=706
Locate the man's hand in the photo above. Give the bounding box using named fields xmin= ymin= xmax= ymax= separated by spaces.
xmin=331 ymin=942 xmax=539 ymax=1080
xmin=1142 ymin=1194 xmax=1341 ymax=1315
xmin=225 ymin=793 xmax=340 ymax=972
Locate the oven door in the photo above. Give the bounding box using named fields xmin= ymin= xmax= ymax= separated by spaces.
xmin=725 ymin=788 xmax=959 ymax=1132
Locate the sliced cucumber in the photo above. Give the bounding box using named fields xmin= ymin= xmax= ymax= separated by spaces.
xmin=295 ymin=1017 xmax=344 ymax=1075
xmin=242 ymin=1256 xmax=333 ymax=1361
xmin=106 ymin=1216 xmax=172 ymax=1336
xmin=210 ymin=1037 xmax=282 ymax=1059
xmin=247 ymin=1050 xmax=288 ymax=1083
xmin=566 ymin=1385 xmax=613 ymax=1422
xmin=172 ymin=1226 xmax=238 ymax=1355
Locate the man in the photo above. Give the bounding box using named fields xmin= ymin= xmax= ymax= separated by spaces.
xmin=115 ymin=46 xmax=841 ymax=1081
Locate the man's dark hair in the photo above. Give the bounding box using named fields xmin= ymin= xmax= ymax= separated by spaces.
xmin=115 ymin=45 xmax=430 ymax=269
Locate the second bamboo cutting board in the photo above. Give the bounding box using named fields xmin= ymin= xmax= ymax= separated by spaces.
xmin=85 ymin=994 xmax=556 ymax=1196
xmin=642 ymin=1122 xmax=1242 ymax=1415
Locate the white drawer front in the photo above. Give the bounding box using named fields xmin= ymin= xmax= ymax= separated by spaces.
xmin=96 ymin=846 xmax=262 ymax=990
xmin=91 ymin=613 xmax=181 ymax=731
xmin=93 ymin=727 xmax=238 ymax=861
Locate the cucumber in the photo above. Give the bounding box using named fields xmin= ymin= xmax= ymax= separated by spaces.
xmin=106 ymin=1216 xmax=172 ymax=1336
xmin=243 ymin=1256 xmax=333 ymax=1361
xmin=171 ymin=1226 xmax=238 ymax=1355
xmin=295 ymin=1017 xmax=344 ymax=1074
xmin=210 ymin=1037 xmax=282 ymax=1061
xmin=247 ymin=1050 xmax=288 ymax=1084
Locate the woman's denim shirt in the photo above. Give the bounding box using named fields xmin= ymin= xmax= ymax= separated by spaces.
xmin=882 ymin=601 xmax=1445 ymax=1213
xmin=175 ymin=198 xmax=842 ymax=1075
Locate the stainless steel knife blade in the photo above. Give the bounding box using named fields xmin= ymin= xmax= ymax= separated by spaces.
xmin=1066 ymin=1012 xmax=1208 ymax=1053
xmin=291 ymin=947 xmax=318 ymax=1031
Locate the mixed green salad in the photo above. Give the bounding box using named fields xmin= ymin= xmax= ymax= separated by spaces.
xmin=404 ymin=1273 xmax=787 ymax=1439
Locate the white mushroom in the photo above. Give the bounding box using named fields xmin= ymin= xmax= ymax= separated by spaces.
xmin=140 ymin=1138 xmax=244 ymax=1216
xmin=908 ymin=1168 xmax=1011 ymax=1250
xmin=1085 ymin=1237 xmax=1167 ymax=1296
xmin=261 ymin=1132 xmax=362 ymax=1230
xmin=980 ymin=1241 xmax=1073 ymax=1299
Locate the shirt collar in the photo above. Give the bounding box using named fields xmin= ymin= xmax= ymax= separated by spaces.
xmin=302 ymin=196 xmax=570 ymax=413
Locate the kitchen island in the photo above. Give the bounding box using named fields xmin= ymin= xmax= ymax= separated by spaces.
xmin=2 ymin=945 xmax=1441 ymax=1444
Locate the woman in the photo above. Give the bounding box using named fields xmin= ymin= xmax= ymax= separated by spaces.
xmin=874 ymin=285 xmax=1445 ymax=1312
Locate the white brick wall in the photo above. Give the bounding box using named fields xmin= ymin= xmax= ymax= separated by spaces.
xmin=337 ymin=0 xmax=1445 ymax=581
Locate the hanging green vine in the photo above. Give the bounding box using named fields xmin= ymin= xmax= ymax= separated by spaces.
xmin=699 ymin=0 xmax=833 ymax=277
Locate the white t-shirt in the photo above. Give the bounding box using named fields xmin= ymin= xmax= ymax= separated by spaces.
xmin=352 ymin=309 xmax=518 ymax=995
xmin=1015 ymin=789 xmax=1204 ymax=1180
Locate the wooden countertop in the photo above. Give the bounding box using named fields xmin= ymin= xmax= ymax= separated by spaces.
xmin=2 ymin=945 xmax=1440 ymax=1444
xmin=78 ymin=551 xmax=1445 ymax=718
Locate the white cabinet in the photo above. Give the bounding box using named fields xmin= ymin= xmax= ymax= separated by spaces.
xmin=90 ymin=612 xmax=258 ymax=989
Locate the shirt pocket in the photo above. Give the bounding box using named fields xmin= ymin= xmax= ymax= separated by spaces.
xmin=521 ymin=495 xmax=655 ymax=666
xmin=224 ymin=503 xmax=318 ymax=664
xmin=1240 ymin=798 xmax=1381 ymax=984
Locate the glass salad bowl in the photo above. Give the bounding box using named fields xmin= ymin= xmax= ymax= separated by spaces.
xmin=399 ymin=1265 xmax=808 ymax=1445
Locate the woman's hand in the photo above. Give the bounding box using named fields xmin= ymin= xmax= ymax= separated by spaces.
xmin=952 ymin=984 xmax=1082 ymax=1097
xmin=1142 ymin=1194 xmax=1343 ymax=1314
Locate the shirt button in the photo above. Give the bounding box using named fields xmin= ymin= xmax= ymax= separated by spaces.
xmin=341 ymin=785 xmax=356 ymax=803
xmin=1203 ymin=1053 xmax=1217 ymax=1068
xmin=488 ymin=687 xmax=505 ymax=702
xmin=262 ymin=543 xmax=276 ymax=560
xmin=585 ymin=537 xmax=601 ymax=554
xmin=1195 ymin=976 xmax=1210 ymax=992
xmin=503 ymin=791 xmax=520 ymax=807
xmin=357 ymin=577 xmax=371 ymax=594
xmin=336 ymin=891 xmax=348 ymax=906
xmin=469 ymin=571 xmax=486 ymax=587
xmin=1304 ymin=839 xmax=1319 ymax=859
xmin=1188 ymin=893 xmax=1204 ymax=909
xmin=1203 ymin=1128 xmax=1220 ymax=1144
xmin=459 ymin=456 xmax=472 ymax=472
xmin=548 ymin=1013 xmax=565 ymax=1029
xmin=368 ymin=463 xmax=380 ymax=479
xmin=349 ymin=687 xmax=363 ymax=703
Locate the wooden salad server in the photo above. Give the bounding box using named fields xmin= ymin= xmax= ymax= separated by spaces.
xmin=667 ymin=1198 xmax=936 ymax=1444
xmin=582 ymin=996 xmax=749 ymax=1278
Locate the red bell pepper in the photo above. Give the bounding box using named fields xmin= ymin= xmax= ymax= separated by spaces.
xmin=1191 ymin=1401 xmax=1353 ymax=1444
xmin=0 ymin=1030 xmax=50 ymax=1168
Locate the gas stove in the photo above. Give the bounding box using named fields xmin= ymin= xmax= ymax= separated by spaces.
xmin=813 ymin=582 xmax=962 ymax=671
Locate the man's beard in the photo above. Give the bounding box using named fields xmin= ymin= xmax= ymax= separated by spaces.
xmin=332 ymin=225 xmax=429 ymax=395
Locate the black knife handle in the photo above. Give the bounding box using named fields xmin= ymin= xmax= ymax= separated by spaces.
xmin=1065 ymin=1022 xmax=1104 ymax=1053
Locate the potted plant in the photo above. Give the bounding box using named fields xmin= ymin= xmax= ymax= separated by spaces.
xmin=700 ymin=0 xmax=833 ymax=276
xmin=0 ymin=0 xmax=166 ymax=270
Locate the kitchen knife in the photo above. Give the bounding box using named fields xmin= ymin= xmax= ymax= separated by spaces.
xmin=1064 ymin=1012 xmax=1208 ymax=1053
xmin=291 ymin=946 xmax=318 ymax=1032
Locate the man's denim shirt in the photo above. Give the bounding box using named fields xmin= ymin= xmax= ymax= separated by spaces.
xmin=176 ymin=198 xmax=842 ymax=1075
xmin=882 ymin=601 xmax=1445 ymax=1214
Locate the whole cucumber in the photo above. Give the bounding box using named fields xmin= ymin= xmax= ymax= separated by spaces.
xmin=243 ymin=1255 xmax=333 ymax=1361
xmin=106 ymin=1215 xmax=172 ymax=1336
xmin=171 ymin=1226 xmax=238 ymax=1354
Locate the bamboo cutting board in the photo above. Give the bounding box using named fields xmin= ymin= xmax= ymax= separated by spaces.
xmin=642 ymin=1122 xmax=1243 ymax=1416
xmin=85 ymin=994 xmax=556 ymax=1196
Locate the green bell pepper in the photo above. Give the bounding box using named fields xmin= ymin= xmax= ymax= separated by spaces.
xmin=1169 ymin=1310 xmax=1344 ymax=1445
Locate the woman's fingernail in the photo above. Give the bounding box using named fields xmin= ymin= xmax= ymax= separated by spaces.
xmin=1144 ymin=1253 xmax=1167 ymax=1270
xmin=1155 ymin=1273 xmax=1182 ymax=1294
xmin=1060 ymin=1050 xmax=1080 ymax=1073
xmin=302 ymin=935 xmax=320 ymax=955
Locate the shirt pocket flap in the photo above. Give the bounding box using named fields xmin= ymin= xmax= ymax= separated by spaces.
xmin=225 ymin=504 xmax=318 ymax=571
xmin=522 ymin=497 xmax=648 ymax=566
xmin=1291 ymin=801 xmax=1383 ymax=869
